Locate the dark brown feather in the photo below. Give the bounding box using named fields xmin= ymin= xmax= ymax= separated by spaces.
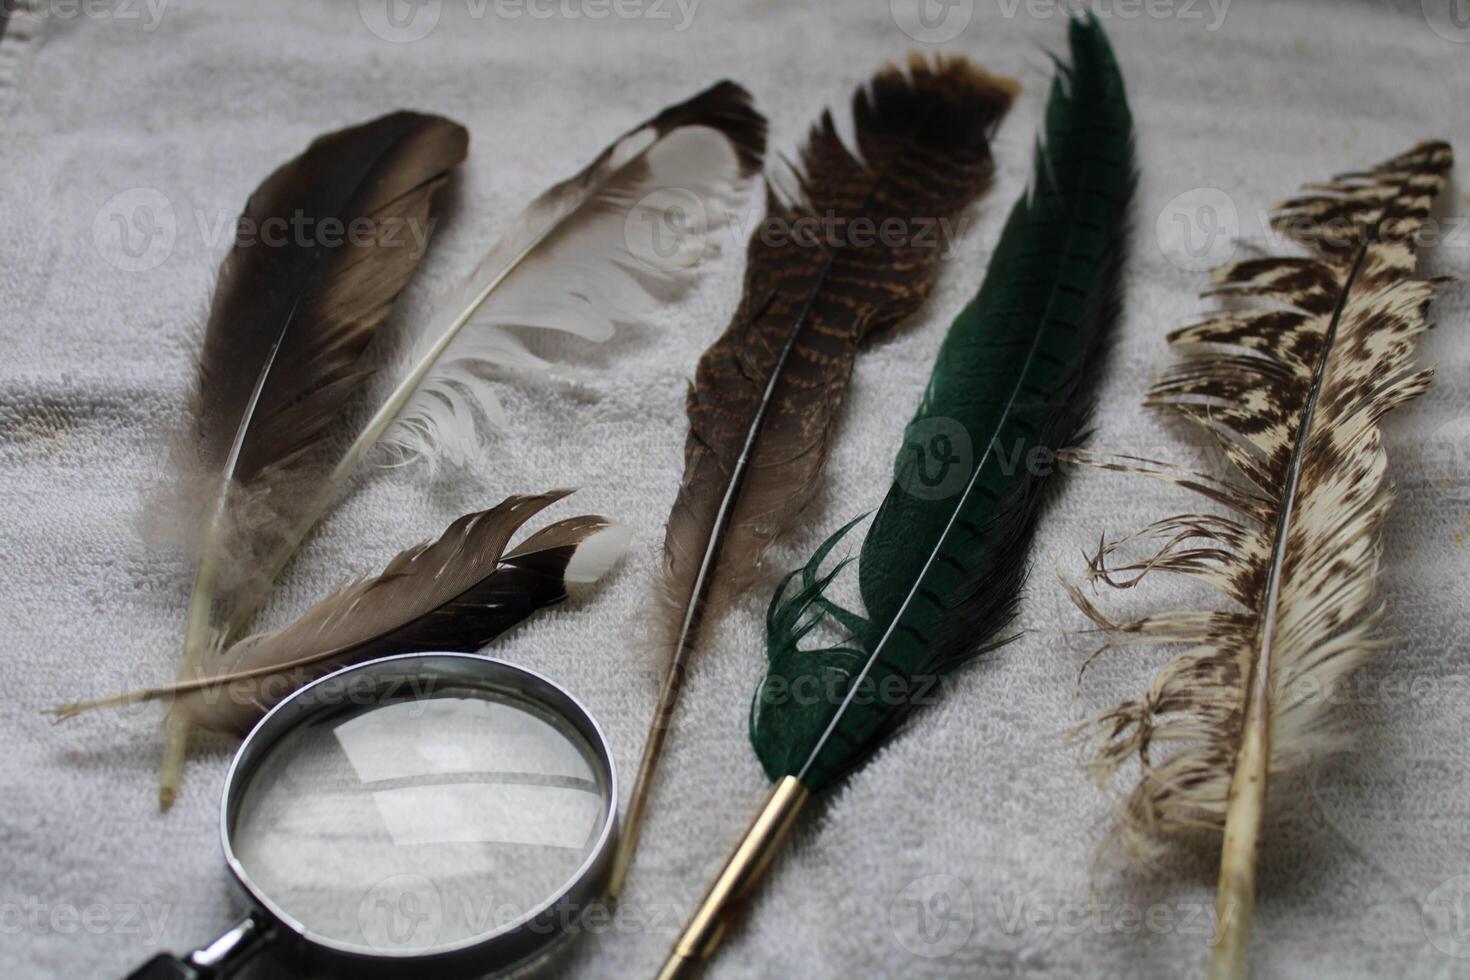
xmin=666 ymin=55 xmax=1017 ymax=621
xmin=191 ymin=111 xmax=470 ymax=614
xmin=159 ymin=111 xmax=468 ymax=805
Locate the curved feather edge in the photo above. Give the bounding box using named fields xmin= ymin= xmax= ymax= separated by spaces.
xmin=157 ymin=111 xmax=469 ymax=805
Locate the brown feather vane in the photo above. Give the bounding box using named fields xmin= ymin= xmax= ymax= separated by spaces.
xmin=1063 ymin=141 xmax=1453 ymax=979
xmin=611 ymin=55 xmax=1018 ymax=895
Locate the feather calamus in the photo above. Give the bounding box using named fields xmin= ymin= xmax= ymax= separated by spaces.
xmin=1065 ymin=140 xmax=1453 ymax=979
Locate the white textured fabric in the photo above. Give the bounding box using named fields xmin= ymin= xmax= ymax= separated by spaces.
xmin=2 ymin=1 xmax=1468 ymax=978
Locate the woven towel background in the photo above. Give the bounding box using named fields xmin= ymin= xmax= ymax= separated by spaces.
xmin=2 ymin=1 xmax=1468 ymax=977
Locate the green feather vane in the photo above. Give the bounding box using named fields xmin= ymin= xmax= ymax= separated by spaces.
xmin=655 ymin=18 xmax=1135 ymax=978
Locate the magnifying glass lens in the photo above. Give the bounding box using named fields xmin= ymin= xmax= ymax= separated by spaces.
xmin=228 ymin=684 xmax=611 ymax=955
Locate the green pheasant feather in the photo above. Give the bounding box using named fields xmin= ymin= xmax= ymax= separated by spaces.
xmin=752 ymin=14 xmax=1137 ymax=790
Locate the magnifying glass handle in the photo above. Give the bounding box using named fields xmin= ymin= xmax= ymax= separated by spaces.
xmin=123 ymin=914 xmax=270 ymax=980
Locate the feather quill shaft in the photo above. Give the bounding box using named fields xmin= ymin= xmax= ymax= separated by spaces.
xmin=654 ymin=21 xmax=1130 ymax=973
xmin=58 ymin=492 xmax=629 ymax=733
xmin=161 ymin=112 xmax=469 ymax=807
xmin=1064 ymin=140 xmax=1452 ymax=979
xmin=612 ymin=54 xmax=1018 ymax=898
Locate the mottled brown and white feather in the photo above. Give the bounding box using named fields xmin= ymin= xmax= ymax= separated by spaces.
xmin=1065 ymin=141 xmax=1452 ymax=864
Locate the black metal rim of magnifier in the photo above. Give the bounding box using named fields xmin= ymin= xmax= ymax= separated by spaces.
xmin=131 ymin=653 xmax=620 ymax=980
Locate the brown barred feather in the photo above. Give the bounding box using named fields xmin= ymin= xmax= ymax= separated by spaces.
xmin=665 ymin=56 xmax=1018 ymax=612
xmin=1062 ymin=141 xmax=1453 ymax=979
xmin=611 ymin=55 xmax=1018 ymax=897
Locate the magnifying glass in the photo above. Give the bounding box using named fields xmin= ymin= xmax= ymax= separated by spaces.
xmin=125 ymin=653 xmax=618 ymax=979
